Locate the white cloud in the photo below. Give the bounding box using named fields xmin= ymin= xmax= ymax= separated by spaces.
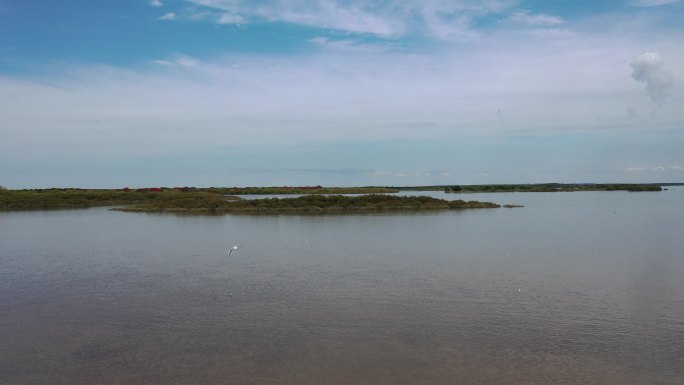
xmin=217 ymin=13 xmax=244 ymax=24
xmin=151 ymin=56 xmax=200 ymax=67
xmin=309 ymin=37 xmax=391 ymax=53
xmin=632 ymin=0 xmax=681 ymax=6
xmin=367 ymin=171 xmax=433 ymax=178
xmin=2 ymin=35 xmax=683 ymax=164
xmin=625 ymin=165 xmax=682 ymax=172
xmin=366 ymin=171 xmax=394 ymax=177
xmin=421 ymin=11 xmax=477 ymax=41
xmin=181 ymin=0 xmax=522 ymax=40
xmin=630 ymin=52 xmax=674 ymax=106
xmin=157 ymin=12 xmax=176 ymax=20
xmin=262 ymin=1 xmax=402 ymax=37
xmin=525 ymin=28 xmax=577 ymax=39
xmin=510 ymin=10 xmax=564 ymax=26
xmin=185 ymin=0 xmax=404 ymax=36
xmin=150 ymin=0 xmax=163 ymax=7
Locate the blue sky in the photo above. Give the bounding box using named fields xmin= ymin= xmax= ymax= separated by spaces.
xmin=1 ymin=0 xmax=683 ymax=188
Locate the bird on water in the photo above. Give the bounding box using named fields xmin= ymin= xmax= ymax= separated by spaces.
xmin=228 ymin=245 xmax=242 ymax=256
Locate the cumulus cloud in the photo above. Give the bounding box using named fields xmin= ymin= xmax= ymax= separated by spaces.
xmin=630 ymin=52 xmax=674 ymax=106
xmin=150 ymin=0 xmax=163 ymax=7
xmin=157 ymin=12 xmax=176 ymax=21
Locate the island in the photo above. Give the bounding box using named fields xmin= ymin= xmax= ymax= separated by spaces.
xmin=0 ymin=186 xmax=387 ymax=211
xmin=439 ymin=183 xmax=663 ymax=193
xmin=0 ymin=187 xmax=502 ymax=213
xmin=207 ymin=186 xmax=399 ymax=194
xmin=114 ymin=194 xmax=502 ymax=214
xmin=3 ymin=182 xmax=671 ymax=214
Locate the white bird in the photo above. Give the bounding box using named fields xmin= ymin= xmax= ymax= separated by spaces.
xmin=228 ymin=245 xmax=242 ymax=256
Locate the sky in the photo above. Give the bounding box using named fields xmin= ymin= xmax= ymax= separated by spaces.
xmin=1 ymin=0 xmax=683 ymax=188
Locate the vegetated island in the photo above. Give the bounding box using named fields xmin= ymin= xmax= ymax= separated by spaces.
xmin=115 ymin=194 xmax=502 ymax=214
xmin=0 ymin=187 xmax=502 ymax=213
xmin=0 ymin=186 xmax=389 ymax=211
xmin=209 ymin=186 xmax=399 ymax=194
xmin=0 ymin=187 xmax=233 ymax=211
xmin=392 ymin=183 xmax=664 ymax=193
xmin=4 ymin=182 xmax=671 ymax=213
xmin=0 ymin=187 xmax=502 ymax=214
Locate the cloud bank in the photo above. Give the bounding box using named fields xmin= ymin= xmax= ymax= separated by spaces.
xmin=2 ymin=1 xmax=684 ymax=187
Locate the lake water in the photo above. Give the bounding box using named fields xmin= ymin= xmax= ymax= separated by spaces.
xmin=1 ymin=190 xmax=683 ymax=385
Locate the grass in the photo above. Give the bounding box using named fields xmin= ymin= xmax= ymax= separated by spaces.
xmin=115 ymin=194 xmax=502 ymax=214
xmin=1 ymin=188 xmax=502 ymax=214
xmin=0 ymin=188 xmax=239 ymax=211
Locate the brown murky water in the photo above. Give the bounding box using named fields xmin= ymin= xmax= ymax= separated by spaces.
xmin=1 ymin=190 xmax=683 ymax=384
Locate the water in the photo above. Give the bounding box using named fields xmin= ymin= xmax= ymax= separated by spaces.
xmin=1 ymin=190 xmax=683 ymax=385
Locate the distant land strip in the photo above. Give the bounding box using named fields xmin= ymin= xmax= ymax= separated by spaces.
xmin=393 ymin=183 xmax=669 ymax=193
xmin=114 ymin=194 xmax=502 ymax=214
xmin=0 ymin=183 xmax=674 ymax=212
xmin=0 ymin=188 xmax=501 ymax=213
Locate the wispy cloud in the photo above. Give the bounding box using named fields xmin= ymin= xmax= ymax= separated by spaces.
xmin=366 ymin=171 xmax=435 ymax=178
xmin=151 ymin=55 xmax=200 ymax=68
xmin=260 ymin=1 xmax=402 ymax=37
xmin=166 ymin=0 xmax=682 ymax=46
xmin=184 ymin=0 xmax=404 ymax=37
xmin=625 ymin=165 xmax=682 ymax=172
xmin=525 ymin=28 xmax=577 ymax=39
xmin=157 ymin=12 xmax=176 ymax=21
xmin=631 ymin=0 xmax=681 ymax=6
xmin=150 ymin=0 xmax=163 ymax=7
xmin=177 ymin=0 xmax=522 ymax=40
xmin=509 ymin=11 xmax=564 ymax=26
xmin=217 ymin=13 xmax=244 ymax=24
xmin=309 ymin=37 xmax=391 ymax=53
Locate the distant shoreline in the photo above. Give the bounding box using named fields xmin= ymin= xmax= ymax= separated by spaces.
xmin=0 ymin=183 xmax=673 ymax=213
xmin=114 ymin=194 xmax=503 ymax=214
xmin=1 ymin=188 xmax=503 ymax=213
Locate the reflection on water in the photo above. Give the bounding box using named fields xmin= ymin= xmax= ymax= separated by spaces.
xmin=1 ymin=190 xmax=683 ymax=385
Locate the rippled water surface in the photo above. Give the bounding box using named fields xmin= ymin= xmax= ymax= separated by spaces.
xmin=1 ymin=190 xmax=683 ymax=384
